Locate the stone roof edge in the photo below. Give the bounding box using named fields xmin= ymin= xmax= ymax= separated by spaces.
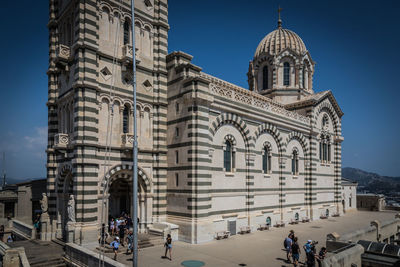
xmin=285 ymin=90 xmax=344 ymax=118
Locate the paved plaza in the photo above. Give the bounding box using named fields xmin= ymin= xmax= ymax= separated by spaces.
xmin=104 ymin=210 xmax=397 ymax=267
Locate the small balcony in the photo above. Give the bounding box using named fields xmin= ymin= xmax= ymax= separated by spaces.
xmin=122 ymin=44 xmax=140 ymax=65
xmin=55 ymin=44 xmax=71 ymax=62
xmin=55 ymin=44 xmax=71 ymax=70
xmin=54 ymin=133 xmax=69 ymax=149
xmin=121 ymin=133 xmax=134 ymax=148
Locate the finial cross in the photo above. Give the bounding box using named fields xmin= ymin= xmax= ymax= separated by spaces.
xmin=278 ymin=6 xmax=282 ymax=21
xmin=277 ymin=6 xmax=283 ymax=28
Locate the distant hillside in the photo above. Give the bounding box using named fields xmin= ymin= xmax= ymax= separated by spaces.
xmin=342 ymin=167 xmax=400 ymax=193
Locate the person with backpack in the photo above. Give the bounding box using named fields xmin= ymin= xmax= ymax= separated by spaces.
xmin=284 ymin=234 xmax=293 ymax=263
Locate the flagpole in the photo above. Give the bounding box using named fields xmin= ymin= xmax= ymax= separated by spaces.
xmin=130 ymin=0 xmax=138 ymax=266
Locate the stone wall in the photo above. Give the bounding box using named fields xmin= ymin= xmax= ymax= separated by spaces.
xmin=335 ymin=216 xmax=400 ymax=243
xmin=322 ymin=243 xmax=364 ymax=267
xmin=64 ymin=243 xmax=126 ymax=267
xmin=357 ymin=194 xmax=386 ymax=211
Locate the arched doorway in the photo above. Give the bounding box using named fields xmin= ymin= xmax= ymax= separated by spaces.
xmin=56 ymin=167 xmax=73 ymax=241
xmin=104 ymin=165 xmax=152 ymax=233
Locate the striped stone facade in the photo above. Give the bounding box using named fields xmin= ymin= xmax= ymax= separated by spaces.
xmin=166 ymin=50 xmax=344 ymax=243
xmin=47 ymin=0 xmax=344 ymax=245
xmin=46 ymin=0 xmax=168 ymax=244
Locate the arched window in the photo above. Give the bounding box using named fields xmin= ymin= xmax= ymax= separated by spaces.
xmin=302 ymin=67 xmax=306 ymax=88
xmin=123 ymin=105 xmax=129 ymax=133
xmin=320 ymin=135 xmax=331 ymax=163
xmin=295 ymin=212 xmax=299 ymax=221
xmin=262 ymin=66 xmax=268 ymax=89
xmin=326 ymin=209 xmax=329 ymax=217
xmin=224 ymin=140 xmax=235 ymax=172
xmin=123 ymin=20 xmax=130 ymax=45
xmin=291 ymin=149 xmax=299 ymax=175
xmin=262 ymin=146 xmax=271 ymax=174
xmin=266 ymin=217 xmax=271 ymax=226
xmin=283 ymin=62 xmax=290 ymax=86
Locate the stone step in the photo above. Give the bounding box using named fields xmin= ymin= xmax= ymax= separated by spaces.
xmin=30 ymin=257 xmax=66 ymax=267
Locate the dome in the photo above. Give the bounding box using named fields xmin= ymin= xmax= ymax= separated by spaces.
xmin=254 ymin=27 xmax=307 ymax=58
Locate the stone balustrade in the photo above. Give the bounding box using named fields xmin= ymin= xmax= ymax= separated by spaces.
xmin=64 ymin=243 xmax=125 ymax=267
xmin=200 ymin=73 xmax=311 ymax=124
xmin=56 ymin=44 xmax=71 ymax=62
xmin=54 ymin=133 xmax=69 ymax=148
xmin=121 ymin=133 xmax=134 ymax=147
xmin=12 ymin=219 xmax=35 ymax=240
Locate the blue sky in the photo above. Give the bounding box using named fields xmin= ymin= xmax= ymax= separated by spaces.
xmin=0 ymin=0 xmax=399 ymax=180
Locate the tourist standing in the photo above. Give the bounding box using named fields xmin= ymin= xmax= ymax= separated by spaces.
xmin=118 ymin=221 xmax=126 ymax=246
xmin=317 ymin=247 xmax=327 ymax=267
xmin=110 ymin=218 xmax=115 ymax=236
xmin=110 ymin=237 xmax=120 ymax=260
xmin=164 ymin=234 xmax=172 ymax=260
xmin=291 ymin=237 xmax=300 ymax=267
xmin=284 ymin=234 xmax=293 ymax=263
xmin=306 ymin=247 xmax=317 ymax=267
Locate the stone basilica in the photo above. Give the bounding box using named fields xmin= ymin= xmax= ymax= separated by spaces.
xmin=46 ymin=0 xmax=344 ymax=244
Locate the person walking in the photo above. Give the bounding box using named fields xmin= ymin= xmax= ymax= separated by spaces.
xmin=284 ymin=234 xmax=293 ymax=263
xmin=164 ymin=234 xmax=172 ymax=260
xmin=118 ymin=221 xmax=126 ymax=246
xmin=126 ymin=230 xmax=133 ymax=254
xmin=110 ymin=237 xmax=120 ymax=261
xmin=291 ymin=237 xmax=301 ymax=267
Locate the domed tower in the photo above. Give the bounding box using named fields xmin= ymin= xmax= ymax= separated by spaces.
xmin=248 ymin=15 xmax=315 ymax=104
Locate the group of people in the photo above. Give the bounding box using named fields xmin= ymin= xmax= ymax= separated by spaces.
xmin=283 ymin=230 xmax=326 ymax=267
xmin=104 ymin=213 xmax=135 ymax=260
xmin=109 ymin=214 xmax=133 ymax=241
xmin=105 ymin=214 xmax=172 ymax=262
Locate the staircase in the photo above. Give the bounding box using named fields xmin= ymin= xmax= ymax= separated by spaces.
xmin=96 ymin=232 xmax=164 ymax=253
xmin=8 ymin=239 xmax=66 ymax=267
xmin=138 ymin=233 xmax=164 ymax=249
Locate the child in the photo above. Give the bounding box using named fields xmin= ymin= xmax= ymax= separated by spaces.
xmin=110 ymin=237 xmax=120 ymax=260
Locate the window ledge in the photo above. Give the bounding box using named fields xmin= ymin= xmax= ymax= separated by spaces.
xmin=225 ymin=172 xmax=235 ymax=177
xmin=292 ymin=175 xmax=298 ymax=179
xmin=263 ymin=174 xmax=271 ymax=178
